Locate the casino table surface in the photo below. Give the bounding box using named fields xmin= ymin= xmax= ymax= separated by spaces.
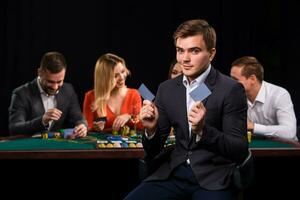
xmin=249 ymin=139 xmax=292 ymax=148
xmin=0 ymin=135 xmax=294 ymax=150
xmin=0 ymin=132 xmax=300 ymax=159
xmin=0 ymin=132 xmax=145 ymax=159
xmin=0 ymin=133 xmax=113 ymax=151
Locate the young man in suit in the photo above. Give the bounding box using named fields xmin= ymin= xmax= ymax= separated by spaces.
xmin=125 ymin=19 xmax=249 ymax=200
xmin=9 ymin=51 xmax=87 ymax=137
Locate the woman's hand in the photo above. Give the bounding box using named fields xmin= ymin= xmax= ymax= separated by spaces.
xmin=112 ymin=114 xmax=131 ymax=131
xmin=93 ymin=121 xmax=106 ymax=132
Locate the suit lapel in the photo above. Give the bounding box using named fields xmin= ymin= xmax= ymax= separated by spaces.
xmin=175 ymin=77 xmax=191 ymax=143
xmin=55 ymin=91 xmax=63 ymax=112
xmin=31 ymin=80 xmax=45 ymax=116
xmin=188 ymin=67 xmax=217 ymax=146
xmin=53 ymin=89 xmax=65 ymax=130
xmin=203 ymin=67 xmax=217 ymax=106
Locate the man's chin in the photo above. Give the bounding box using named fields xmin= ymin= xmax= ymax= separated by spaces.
xmin=46 ymin=90 xmax=58 ymax=95
xmin=182 ymin=71 xmax=192 ymax=76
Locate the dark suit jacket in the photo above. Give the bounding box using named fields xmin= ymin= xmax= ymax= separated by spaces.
xmin=9 ymin=79 xmax=87 ymax=135
xmin=143 ymin=67 xmax=248 ymax=190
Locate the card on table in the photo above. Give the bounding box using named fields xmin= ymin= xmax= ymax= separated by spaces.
xmin=63 ymin=128 xmax=74 ymax=139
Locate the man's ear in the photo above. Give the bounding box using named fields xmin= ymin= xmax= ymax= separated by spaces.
xmin=248 ymin=74 xmax=257 ymax=83
xmin=38 ymin=68 xmax=42 ymax=77
xmin=209 ymin=48 xmax=216 ymax=61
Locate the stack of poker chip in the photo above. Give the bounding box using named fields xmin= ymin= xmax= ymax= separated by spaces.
xmin=41 ymin=131 xmax=62 ymax=139
xmin=41 ymin=128 xmax=75 ymax=139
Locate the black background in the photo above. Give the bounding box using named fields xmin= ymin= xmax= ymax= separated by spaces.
xmin=1 ymin=1 xmax=300 ymax=199
xmin=1 ymin=0 xmax=299 ymax=136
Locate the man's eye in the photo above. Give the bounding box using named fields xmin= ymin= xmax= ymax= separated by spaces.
xmin=177 ymin=49 xmax=184 ymax=54
xmin=192 ymin=49 xmax=200 ymax=54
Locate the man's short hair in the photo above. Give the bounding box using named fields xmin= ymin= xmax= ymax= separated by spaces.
xmin=40 ymin=52 xmax=67 ymax=73
xmin=173 ymin=19 xmax=216 ymax=50
xmin=231 ymin=56 xmax=264 ymax=83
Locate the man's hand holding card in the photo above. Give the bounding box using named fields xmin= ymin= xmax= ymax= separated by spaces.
xmin=189 ymin=83 xmax=211 ymax=136
xmin=138 ymin=84 xmax=158 ymax=135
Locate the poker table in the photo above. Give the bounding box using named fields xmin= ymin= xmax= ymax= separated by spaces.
xmin=0 ymin=132 xmax=145 ymax=159
xmin=0 ymin=133 xmax=299 ymax=159
xmin=249 ymin=134 xmax=300 ymax=157
xmin=1 ymin=133 xmax=299 ymax=199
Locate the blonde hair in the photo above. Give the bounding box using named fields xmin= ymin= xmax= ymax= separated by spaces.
xmin=93 ymin=53 xmax=130 ymax=116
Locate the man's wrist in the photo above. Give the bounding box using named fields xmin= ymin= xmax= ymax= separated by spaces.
xmin=192 ymin=125 xmax=203 ymax=134
xmin=43 ymin=122 xmax=49 ymax=130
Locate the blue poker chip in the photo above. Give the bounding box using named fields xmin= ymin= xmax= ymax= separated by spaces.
xmin=107 ymin=136 xmax=123 ymax=141
xmin=121 ymin=143 xmax=129 ymax=148
xmin=47 ymin=132 xmax=55 ymax=138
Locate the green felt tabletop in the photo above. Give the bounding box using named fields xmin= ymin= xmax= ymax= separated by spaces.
xmin=0 ymin=134 xmax=294 ymax=151
xmin=249 ymin=139 xmax=293 ymax=148
xmin=0 ymin=136 xmax=99 ymax=151
xmin=0 ymin=133 xmax=110 ymax=151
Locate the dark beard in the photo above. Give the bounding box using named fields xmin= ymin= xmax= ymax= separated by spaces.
xmin=40 ymin=82 xmax=59 ymax=96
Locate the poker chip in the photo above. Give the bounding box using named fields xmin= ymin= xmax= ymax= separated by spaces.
xmin=126 ymin=140 xmax=137 ymax=143
xmin=97 ymin=140 xmax=108 ymax=144
xmin=136 ymin=143 xmax=143 ymax=148
xmin=128 ymin=143 xmax=136 ymax=148
xmin=121 ymin=143 xmax=129 ymax=148
xmin=106 ymin=143 xmax=114 ymax=148
xmin=113 ymin=143 xmax=121 ymax=148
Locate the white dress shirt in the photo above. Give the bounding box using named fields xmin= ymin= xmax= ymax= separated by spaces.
xmin=37 ymin=77 xmax=57 ymax=129
xmin=183 ymin=64 xmax=211 ymax=139
xmin=182 ymin=65 xmax=211 ymax=164
xmin=248 ymin=81 xmax=297 ymax=140
xmin=145 ymin=64 xmax=211 ymax=143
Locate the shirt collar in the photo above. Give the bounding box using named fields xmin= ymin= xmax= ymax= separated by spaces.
xmin=183 ymin=64 xmax=211 ymax=87
xmin=254 ymin=81 xmax=266 ymax=104
xmin=37 ymin=76 xmax=57 ymax=97
xmin=37 ymin=77 xmax=45 ymax=94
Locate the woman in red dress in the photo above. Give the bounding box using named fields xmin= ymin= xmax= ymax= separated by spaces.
xmin=83 ymin=53 xmax=142 ymax=132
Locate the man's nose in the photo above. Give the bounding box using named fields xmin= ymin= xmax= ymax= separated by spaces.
xmin=182 ymin=52 xmax=190 ymax=62
xmin=51 ymin=83 xmax=60 ymax=90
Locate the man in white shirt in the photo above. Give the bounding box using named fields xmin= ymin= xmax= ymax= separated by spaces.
xmin=230 ymin=56 xmax=297 ymax=140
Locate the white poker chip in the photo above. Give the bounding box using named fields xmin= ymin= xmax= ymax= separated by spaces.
xmin=97 ymin=140 xmax=108 ymax=144
xmin=126 ymin=140 xmax=137 ymax=144
xmin=111 ymin=140 xmax=122 ymax=143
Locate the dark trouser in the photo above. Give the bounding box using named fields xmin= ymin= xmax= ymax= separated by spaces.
xmin=124 ymin=163 xmax=233 ymax=200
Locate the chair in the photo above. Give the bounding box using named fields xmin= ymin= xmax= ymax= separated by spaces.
xmin=296 ymin=126 xmax=300 ymax=141
xmin=233 ymin=149 xmax=254 ymax=190
xmin=138 ymin=159 xmax=148 ymax=181
xmin=232 ymin=149 xmax=254 ymax=200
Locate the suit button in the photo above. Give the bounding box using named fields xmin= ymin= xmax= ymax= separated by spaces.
xmin=188 ymin=151 xmax=192 ymax=155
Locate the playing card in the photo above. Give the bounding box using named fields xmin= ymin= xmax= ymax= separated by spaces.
xmin=189 ymin=83 xmax=211 ymax=102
